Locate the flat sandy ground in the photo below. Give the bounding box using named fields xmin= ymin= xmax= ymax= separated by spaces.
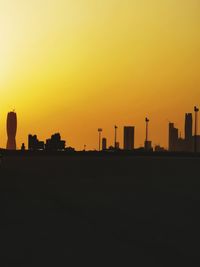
xmin=0 ymin=155 xmax=199 ymax=266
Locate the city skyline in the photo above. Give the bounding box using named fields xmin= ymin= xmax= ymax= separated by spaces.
xmin=1 ymin=1 xmax=200 ymax=150
xmin=1 ymin=107 xmax=199 ymax=152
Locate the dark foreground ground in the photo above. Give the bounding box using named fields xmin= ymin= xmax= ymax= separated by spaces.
xmin=0 ymin=154 xmax=200 ymax=266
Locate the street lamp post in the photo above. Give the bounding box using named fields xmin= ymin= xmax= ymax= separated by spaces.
xmin=145 ymin=117 xmax=149 ymax=142
xmin=114 ymin=125 xmax=118 ymax=149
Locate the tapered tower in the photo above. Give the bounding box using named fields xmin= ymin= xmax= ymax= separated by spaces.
xmin=7 ymin=111 xmax=17 ymax=150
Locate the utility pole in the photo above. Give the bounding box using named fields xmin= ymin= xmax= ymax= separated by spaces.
xmin=114 ymin=125 xmax=118 ymax=149
xmin=194 ymin=106 xmax=199 ymax=153
xmin=98 ymin=128 xmax=103 ymax=151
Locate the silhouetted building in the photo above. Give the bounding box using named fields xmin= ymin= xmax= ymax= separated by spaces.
xmin=189 ymin=135 xmax=200 ymax=153
xmin=45 ymin=133 xmax=65 ymax=151
xmin=65 ymin=146 xmax=75 ymax=152
xmin=28 ymin=135 xmax=45 ymax=151
xmin=195 ymin=136 xmax=200 ymax=152
xmin=102 ymin=138 xmax=107 ymax=150
xmin=7 ymin=111 xmax=17 ymax=150
xmin=123 ymin=126 xmax=135 ymax=150
xmin=185 ymin=113 xmax=193 ymax=140
xmin=108 ymin=145 xmax=115 ymax=151
xmin=177 ymin=137 xmax=185 ymax=152
xmin=168 ymin=123 xmax=178 ymax=151
xmin=185 ymin=113 xmax=193 ymax=152
xmin=155 ymin=145 xmax=166 ymax=152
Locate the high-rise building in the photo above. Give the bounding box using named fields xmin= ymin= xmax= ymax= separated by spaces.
xmin=185 ymin=113 xmax=193 ymax=140
xmin=124 ymin=126 xmax=135 ymax=150
xmin=185 ymin=113 xmax=193 ymax=152
xmin=6 ymin=111 xmax=17 ymax=150
xmin=102 ymin=138 xmax=107 ymax=150
xmin=168 ymin=123 xmax=179 ymax=151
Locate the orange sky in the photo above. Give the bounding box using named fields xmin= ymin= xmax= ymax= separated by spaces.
xmin=0 ymin=0 xmax=200 ymax=150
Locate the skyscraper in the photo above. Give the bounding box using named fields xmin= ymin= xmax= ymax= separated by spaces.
xmin=185 ymin=113 xmax=193 ymax=140
xmin=168 ymin=123 xmax=178 ymax=152
xmin=6 ymin=111 xmax=17 ymax=150
xmin=185 ymin=113 xmax=193 ymax=152
xmin=123 ymin=126 xmax=135 ymax=150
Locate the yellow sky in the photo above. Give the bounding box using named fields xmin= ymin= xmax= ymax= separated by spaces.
xmin=0 ymin=0 xmax=200 ymax=150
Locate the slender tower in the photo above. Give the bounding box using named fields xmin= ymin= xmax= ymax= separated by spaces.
xmin=7 ymin=111 xmax=17 ymax=150
xmin=185 ymin=113 xmax=193 ymax=152
xmin=144 ymin=117 xmax=152 ymax=151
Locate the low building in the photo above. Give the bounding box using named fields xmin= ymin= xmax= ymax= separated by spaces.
xmin=45 ymin=133 xmax=65 ymax=151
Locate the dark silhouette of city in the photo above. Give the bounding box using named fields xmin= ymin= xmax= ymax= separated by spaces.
xmin=2 ymin=107 xmax=199 ymax=154
xmin=0 ymin=106 xmax=200 ymax=266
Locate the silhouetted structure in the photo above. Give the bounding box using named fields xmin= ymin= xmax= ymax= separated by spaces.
xmin=194 ymin=106 xmax=199 ymax=153
xmin=124 ymin=126 xmax=135 ymax=150
xmin=144 ymin=118 xmax=152 ymax=151
xmin=28 ymin=135 xmax=45 ymax=151
xmin=115 ymin=142 xmax=120 ymax=149
xmin=185 ymin=113 xmax=193 ymax=141
xmin=6 ymin=111 xmax=17 ymax=150
xmin=98 ymin=128 xmax=103 ymax=151
xmin=45 ymin=133 xmax=65 ymax=151
xmin=144 ymin=141 xmax=152 ymax=151
xmin=168 ymin=123 xmax=178 ymax=152
xmin=114 ymin=125 xmax=118 ymax=149
xmin=177 ymin=135 xmax=185 ymax=152
xmin=155 ymin=145 xmax=166 ymax=152
xmin=65 ymin=146 xmax=75 ymax=152
xmin=21 ymin=143 xmax=25 ymax=151
xmin=145 ymin=118 xmax=149 ymax=142
xmin=185 ymin=113 xmax=193 ymax=152
xmin=194 ymin=135 xmax=200 ymax=152
xmin=102 ymin=138 xmax=107 ymax=150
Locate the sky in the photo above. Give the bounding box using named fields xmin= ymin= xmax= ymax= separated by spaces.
xmin=0 ymin=0 xmax=200 ymax=150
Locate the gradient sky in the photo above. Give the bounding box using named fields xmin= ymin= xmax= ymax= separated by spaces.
xmin=0 ymin=0 xmax=200 ymax=150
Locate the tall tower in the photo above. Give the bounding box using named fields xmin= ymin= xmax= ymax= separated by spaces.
xmin=168 ymin=122 xmax=178 ymax=152
xmin=144 ymin=117 xmax=152 ymax=151
xmin=7 ymin=111 xmax=17 ymax=150
xmin=124 ymin=126 xmax=135 ymax=150
xmin=185 ymin=113 xmax=193 ymax=152
xmin=185 ymin=113 xmax=193 ymax=140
